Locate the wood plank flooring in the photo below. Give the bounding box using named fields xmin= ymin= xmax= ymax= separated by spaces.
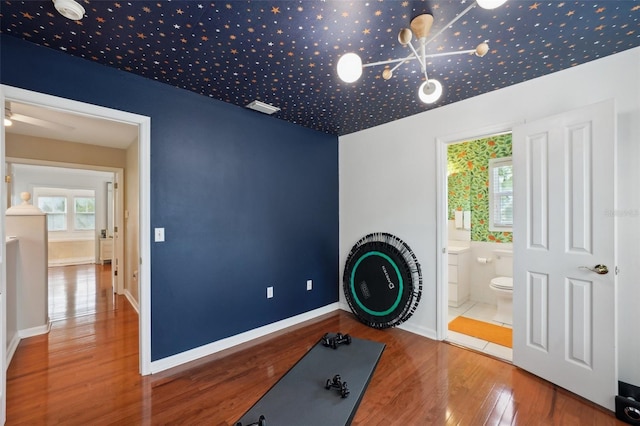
xmin=7 ymin=266 xmax=623 ymax=425
xmin=48 ymin=263 xmax=115 ymax=321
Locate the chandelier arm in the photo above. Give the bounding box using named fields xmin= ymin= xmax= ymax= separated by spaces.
xmin=362 ymin=48 xmax=479 ymax=73
xmin=362 ymin=53 xmax=417 ymax=68
xmin=388 ymin=58 xmax=408 ymax=75
xmin=423 ymin=2 xmax=478 ymax=47
xmin=363 ymin=47 xmax=478 ymax=70
xmin=406 ymin=41 xmax=426 ymax=71
xmin=419 ymin=40 xmax=432 ymax=82
xmin=426 ymin=48 xmax=477 ymax=59
xmin=422 ymin=60 xmax=430 ymax=82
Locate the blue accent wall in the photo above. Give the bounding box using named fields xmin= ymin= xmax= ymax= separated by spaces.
xmin=1 ymin=35 xmax=339 ymax=361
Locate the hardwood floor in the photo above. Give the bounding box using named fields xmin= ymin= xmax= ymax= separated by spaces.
xmin=7 ymin=267 xmax=623 ymax=425
xmin=48 ymin=263 xmax=115 ymax=321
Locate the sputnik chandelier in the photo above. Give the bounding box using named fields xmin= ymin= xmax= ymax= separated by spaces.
xmin=336 ymin=0 xmax=508 ymax=104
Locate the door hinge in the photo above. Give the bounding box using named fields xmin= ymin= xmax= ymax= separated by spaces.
xmin=615 ymin=266 xmax=619 ymax=275
xmin=5 ymin=175 xmax=11 ymax=183
xmin=114 ymin=269 xmax=118 ymax=276
xmin=114 ymin=226 xmax=118 ymax=233
xmin=114 ymin=182 xmax=118 ymax=189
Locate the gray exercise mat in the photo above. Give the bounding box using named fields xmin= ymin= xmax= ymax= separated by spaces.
xmin=236 ymin=334 xmax=385 ymax=426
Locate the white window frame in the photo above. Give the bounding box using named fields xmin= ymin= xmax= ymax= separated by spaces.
xmin=73 ymin=196 xmax=96 ymax=231
xmin=37 ymin=195 xmax=68 ymax=231
xmin=33 ymin=187 xmax=96 ymax=241
xmin=489 ymin=157 xmax=513 ymax=232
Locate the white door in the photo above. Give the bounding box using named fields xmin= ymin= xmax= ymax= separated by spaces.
xmin=512 ymin=99 xmax=617 ymax=410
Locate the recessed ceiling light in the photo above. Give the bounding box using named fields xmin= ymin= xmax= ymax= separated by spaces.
xmin=246 ymin=100 xmax=281 ymax=115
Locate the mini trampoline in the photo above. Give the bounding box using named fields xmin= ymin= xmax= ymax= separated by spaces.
xmin=343 ymin=233 xmax=422 ymax=329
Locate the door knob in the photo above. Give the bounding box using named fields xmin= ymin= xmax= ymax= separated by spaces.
xmin=580 ymin=264 xmax=609 ymax=274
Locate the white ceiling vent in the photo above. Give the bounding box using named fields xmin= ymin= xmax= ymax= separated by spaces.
xmin=246 ymin=100 xmax=280 ymax=115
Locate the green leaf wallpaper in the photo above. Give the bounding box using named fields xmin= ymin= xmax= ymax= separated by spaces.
xmin=447 ymin=134 xmax=513 ymax=243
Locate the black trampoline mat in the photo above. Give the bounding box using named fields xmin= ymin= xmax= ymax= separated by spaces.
xmin=236 ymin=335 xmax=385 ymax=426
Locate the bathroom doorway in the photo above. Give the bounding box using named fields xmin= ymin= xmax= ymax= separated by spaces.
xmin=439 ymin=131 xmax=514 ymax=361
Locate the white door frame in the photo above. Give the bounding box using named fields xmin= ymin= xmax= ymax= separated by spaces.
xmin=435 ymin=121 xmax=520 ymax=340
xmin=0 ymin=85 xmax=152 ymax=375
xmin=1 ymin=87 xmax=8 ymax=424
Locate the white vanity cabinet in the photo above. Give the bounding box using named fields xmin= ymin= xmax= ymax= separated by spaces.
xmin=448 ymin=247 xmax=470 ymax=307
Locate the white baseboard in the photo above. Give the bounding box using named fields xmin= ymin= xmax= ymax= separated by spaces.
xmin=48 ymin=257 xmax=94 ymax=267
xmin=150 ymin=302 xmax=340 ymax=374
xmin=7 ymin=322 xmax=52 ymax=367
xmin=339 ymin=303 xmax=438 ymax=340
xmin=6 ymin=333 xmax=21 ymax=367
xmin=124 ymin=289 xmax=140 ymax=314
xmin=18 ymin=321 xmax=51 ymax=339
xmin=398 ymin=321 xmax=438 ymax=340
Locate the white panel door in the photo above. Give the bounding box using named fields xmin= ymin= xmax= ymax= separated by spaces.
xmin=512 ymin=100 xmax=617 ymax=410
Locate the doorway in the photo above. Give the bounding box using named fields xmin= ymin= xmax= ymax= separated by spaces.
xmin=436 ymin=128 xmax=514 ymax=361
xmin=1 ymin=84 xmax=152 ymax=374
xmin=8 ymin=163 xmax=119 ymax=320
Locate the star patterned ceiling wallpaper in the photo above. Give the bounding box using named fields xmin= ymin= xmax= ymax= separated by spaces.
xmin=1 ymin=1 xmax=639 ymax=135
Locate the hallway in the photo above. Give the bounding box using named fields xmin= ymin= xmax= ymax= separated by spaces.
xmin=7 ymin=294 xmax=139 ymax=424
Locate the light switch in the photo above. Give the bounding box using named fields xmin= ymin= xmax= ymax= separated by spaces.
xmin=154 ymin=227 xmax=165 ymax=242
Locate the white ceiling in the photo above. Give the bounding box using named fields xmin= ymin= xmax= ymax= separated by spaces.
xmin=5 ymin=100 xmax=138 ymax=150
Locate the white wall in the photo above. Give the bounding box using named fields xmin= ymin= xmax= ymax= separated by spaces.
xmin=339 ymin=47 xmax=640 ymax=386
xmin=467 ymin=241 xmax=513 ymax=305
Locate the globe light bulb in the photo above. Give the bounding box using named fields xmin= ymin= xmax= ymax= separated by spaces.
xmin=418 ymin=79 xmax=443 ymax=104
xmin=476 ymin=0 xmax=508 ymax=10
xmin=337 ymin=53 xmax=363 ymax=83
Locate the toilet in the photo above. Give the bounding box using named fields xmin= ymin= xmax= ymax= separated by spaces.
xmin=489 ymin=249 xmax=513 ymax=325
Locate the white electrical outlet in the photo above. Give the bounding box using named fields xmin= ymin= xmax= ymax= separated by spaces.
xmin=267 ymin=286 xmax=274 ymax=299
xmin=306 ymin=279 xmax=313 ymax=291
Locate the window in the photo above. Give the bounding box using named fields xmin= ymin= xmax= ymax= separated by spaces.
xmin=34 ymin=187 xmax=96 ymax=237
xmin=74 ymin=197 xmax=96 ymax=230
xmin=37 ymin=196 xmax=68 ymax=231
xmin=489 ymin=157 xmax=513 ymax=232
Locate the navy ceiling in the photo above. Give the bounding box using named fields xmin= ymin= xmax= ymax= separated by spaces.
xmin=1 ymin=1 xmax=639 ymax=136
